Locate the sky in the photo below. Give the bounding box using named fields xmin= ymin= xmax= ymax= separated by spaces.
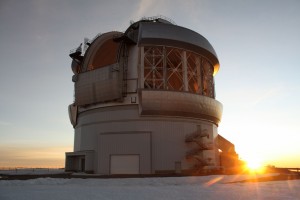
xmin=0 ymin=0 xmax=299 ymax=168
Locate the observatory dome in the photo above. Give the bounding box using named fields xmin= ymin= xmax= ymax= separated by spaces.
xmin=65 ymin=17 xmax=234 ymax=175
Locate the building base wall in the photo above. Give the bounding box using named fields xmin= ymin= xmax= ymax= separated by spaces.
xmin=68 ymin=104 xmax=220 ymax=174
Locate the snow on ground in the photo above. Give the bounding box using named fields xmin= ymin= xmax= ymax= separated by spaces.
xmin=1 ymin=174 xmax=300 ymax=200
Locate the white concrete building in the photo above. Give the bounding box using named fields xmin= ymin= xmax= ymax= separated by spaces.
xmin=65 ymin=17 xmax=224 ymax=175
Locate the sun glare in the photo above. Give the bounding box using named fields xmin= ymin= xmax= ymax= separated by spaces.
xmin=245 ymin=156 xmax=263 ymax=172
xmin=247 ymin=160 xmax=261 ymax=170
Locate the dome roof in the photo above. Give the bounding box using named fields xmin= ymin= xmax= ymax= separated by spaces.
xmin=120 ymin=19 xmax=220 ymax=74
xmin=81 ymin=31 xmax=122 ymax=72
xmin=80 ymin=18 xmax=220 ymax=74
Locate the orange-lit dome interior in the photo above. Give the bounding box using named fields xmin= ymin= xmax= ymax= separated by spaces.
xmin=88 ymin=39 xmax=119 ymax=70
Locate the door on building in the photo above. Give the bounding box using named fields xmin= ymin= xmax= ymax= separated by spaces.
xmin=110 ymin=155 xmax=140 ymax=174
xmin=81 ymin=158 xmax=85 ymax=172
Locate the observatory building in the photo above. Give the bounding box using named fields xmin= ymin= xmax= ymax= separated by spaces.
xmin=65 ymin=17 xmax=237 ymax=174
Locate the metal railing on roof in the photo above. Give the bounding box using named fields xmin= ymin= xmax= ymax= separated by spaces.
xmin=69 ymin=34 xmax=100 ymax=55
xmin=69 ymin=46 xmax=81 ymax=55
xmin=140 ymin=15 xmax=176 ymax=25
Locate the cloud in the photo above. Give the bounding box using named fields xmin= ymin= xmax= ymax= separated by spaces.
xmin=252 ymin=85 xmax=284 ymax=107
xmin=134 ymin=0 xmax=157 ymax=19
xmin=129 ymin=0 xmax=174 ymax=22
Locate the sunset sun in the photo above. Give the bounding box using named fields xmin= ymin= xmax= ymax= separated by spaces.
xmin=245 ymin=156 xmax=263 ymax=171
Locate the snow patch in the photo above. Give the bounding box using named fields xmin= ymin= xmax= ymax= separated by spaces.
xmin=0 ymin=174 xmax=299 ymax=200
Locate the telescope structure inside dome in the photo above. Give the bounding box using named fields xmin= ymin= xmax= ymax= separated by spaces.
xmin=65 ymin=17 xmax=238 ymax=174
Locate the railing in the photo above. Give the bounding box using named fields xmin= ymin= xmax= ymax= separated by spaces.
xmin=277 ymin=168 xmax=300 ymax=174
xmin=197 ymin=142 xmax=214 ymax=150
xmin=140 ymin=15 xmax=176 ymax=25
xmin=0 ymin=167 xmax=65 ymax=175
xmin=185 ymin=130 xmax=209 ymax=142
xmin=69 ymin=33 xmax=100 ymax=56
xmin=186 ymin=148 xmax=202 ymax=157
xmin=69 ymin=46 xmax=82 ymax=55
xmin=185 ymin=132 xmax=201 ymax=142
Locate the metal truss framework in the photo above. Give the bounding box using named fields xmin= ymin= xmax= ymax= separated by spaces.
xmin=141 ymin=46 xmax=215 ymax=98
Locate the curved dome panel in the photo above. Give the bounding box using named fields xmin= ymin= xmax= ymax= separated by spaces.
xmin=139 ymin=90 xmax=223 ymax=125
xmin=137 ymin=22 xmax=220 ymax=73
xmin=82 ymin=31 xmax=122 ymax=72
